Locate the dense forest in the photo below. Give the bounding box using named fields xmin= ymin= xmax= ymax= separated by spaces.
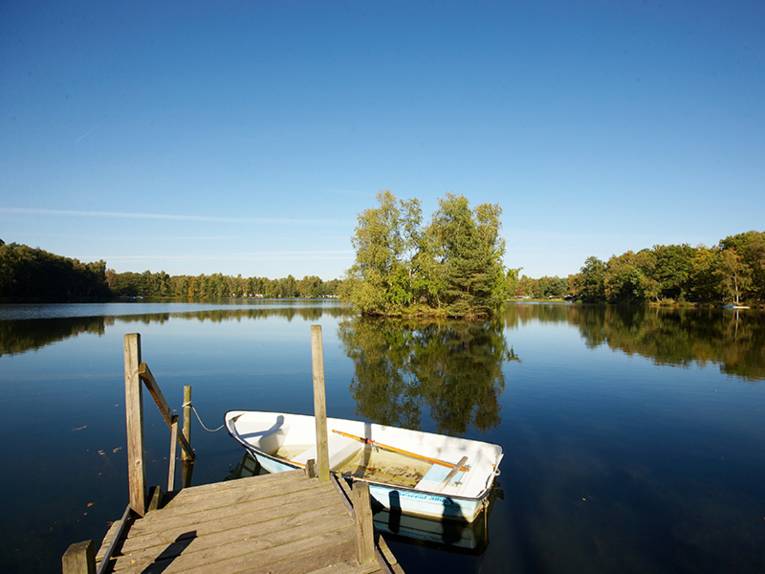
xmin=0 ymin=240 xmax=340 ymax=301
xmin=343 ymin=191 xmax=507 ymax=317
xmin=0 ymin=240 xmax=110 ymax=300
xmin=106 ymin=270 xmax=341 ymax=299
xmin=508 ymin=230 xmax=765 ymax=305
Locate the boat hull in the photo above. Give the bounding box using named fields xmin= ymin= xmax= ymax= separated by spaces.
xmin=244 ymin=447 xmax=486 ymax=522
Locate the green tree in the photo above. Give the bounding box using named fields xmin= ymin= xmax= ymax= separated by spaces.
xmin=652 ymin=244 xmax=695 ymax=300
xmin=345 ymin=192 xmax=507 ymax=317
xmin=604 ymin=251 xmax=654 ymax=302
xmin=425 ymin=195 xmax=507 ymax=316
xmin=578 ymin=256 xmax=607 ymax=301
xmin=345 ymin=191 xmax=422 ymax=315
xmin=716 ymin=249 xmax=752 ymax=305
xmin=719 ymin=231 xmax=765 ymax=301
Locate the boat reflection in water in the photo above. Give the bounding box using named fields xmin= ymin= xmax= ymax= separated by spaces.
xmin=226 ymin=452 xmax=495 ymax=554
xmin=372 ymin=496 xmax=493 ymax=554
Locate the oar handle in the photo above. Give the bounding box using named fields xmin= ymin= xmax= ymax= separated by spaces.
xmin=332 ymin=429 xmax=471 ymax=472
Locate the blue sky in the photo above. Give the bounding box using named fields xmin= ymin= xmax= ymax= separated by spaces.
xmin=1 ymin=1 xmax=763 ymax=279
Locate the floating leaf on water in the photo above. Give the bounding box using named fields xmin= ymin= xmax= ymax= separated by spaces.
xmin=72 ymin=425 xmax=87 ymax=432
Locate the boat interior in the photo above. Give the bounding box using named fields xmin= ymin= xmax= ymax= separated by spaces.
xmin=226 ymin=410 xmax=502 ymax=498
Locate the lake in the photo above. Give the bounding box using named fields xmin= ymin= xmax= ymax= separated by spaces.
xmin=0 ymin=301 xmax=763 ymax=573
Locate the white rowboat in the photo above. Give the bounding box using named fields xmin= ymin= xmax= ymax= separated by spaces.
xmin=225 ymin=410 xmax=503 ymax=523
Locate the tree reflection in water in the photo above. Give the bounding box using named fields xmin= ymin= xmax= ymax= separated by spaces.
xmin=338 ymin=317 xmax=518 ymax=434
xmin=504 ymin=304 xmax=765 ymax=381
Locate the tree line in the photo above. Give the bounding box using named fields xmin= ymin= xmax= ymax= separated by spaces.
xmin=106 ymin=270 xmax=341 ymax=299
xmin=507 ymin=230 xmax=765 ymax=305
xmin=0 ymin=240 xmax=110 ymax=300
xmin=0 ymin=240 xmax=340 ymax=301
xmin=343 ymin=191 xmax=507 ymax=317
xmin=4 ymin=222 xmax=763 ymax=306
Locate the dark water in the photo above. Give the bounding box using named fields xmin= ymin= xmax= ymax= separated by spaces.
xmin=0 ymin=302 xmax=763 ymax=573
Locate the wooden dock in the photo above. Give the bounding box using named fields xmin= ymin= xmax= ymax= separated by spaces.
xmin=62 ymin=329 xmax=404 ymax=574
xmin=93 ymin=470 xmax=401 ymax=574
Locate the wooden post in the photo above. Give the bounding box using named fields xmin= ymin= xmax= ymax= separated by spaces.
xmin=147 ymin=485 xmax=162 ymax=512
xmin=181 ymin=459 xmax=194 ymax=489
xmin=124 ymin=333 xmax=146 ymax=516
xmin=304 ymin=458 xmax=316 ymax=479
xmin=181 ymin=385 xmax=192 ymax=462
xmin=310 ymin=325 xmax=330 ymax=481
xmin=62 ymin=540 xmax=95 ymax=574
xmin=351 ymin=481 xmax=376 ymax=567
xmin=167 ymin=414 xmax=178 ymax=492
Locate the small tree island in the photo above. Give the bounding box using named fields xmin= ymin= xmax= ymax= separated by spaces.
xmin=342 ymin=191 xmax=507 ymax=318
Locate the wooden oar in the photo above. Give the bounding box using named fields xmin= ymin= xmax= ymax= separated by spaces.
xmin=332 ymin=429 xmax=471 ymax=472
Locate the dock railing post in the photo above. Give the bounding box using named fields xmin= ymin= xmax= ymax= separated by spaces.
xmin=167 ymin=414 xmax=178 ymax=492
xmin=310 ymin=324 xmax=330 ymax=481
xmin=351 ymin=481 xmax=377 ymax=567
xmin=181 ymin=384 xmax=194 ymax=489
xmin=181 ymin=385 xmax=192 ymax=462
xmin=124 ymin=333 xmax=146 ymax=516
xmin=62 ymin=539 xmax=95 ymax=574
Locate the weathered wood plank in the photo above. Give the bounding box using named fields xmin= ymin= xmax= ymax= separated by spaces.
xmin=306 ymin=563 xmax=381 ymax=574
xmin=167 ymin=415 xmax=178 ymax=492
xmin=134 ymin=476 xmax=324 ymax=526
xmin=62 ymin=540 xmax=96 ymax=574
xmin=331 ymin=474 xmax=353 ymax=513
xmin=376 ymin=535 xmax=404 ymax=574
xmin=311 ymin=324 xmax=330 ymax=481
xmin=168 ymin=470 xmax=304 ymax=503
xmin=351 ymin=481 xmax=376 ymax=567
xmin=137 ymin=363 xmax=172 ymax=425
xmin=123 ymin=489 xmax=341 ymax=550
xmin=181 ymin=385 xmax=192 ymax=463
xmin=139 ymin=363 xmax=194 ymax=461
xmin=147 ymin=485 xmax=162 ymax=512
xmin=143 ymin=526 xmax=356 ymax=574
xmin=113 ymin=507 xmax=353 ymax=571
xmin=124 ymin=333 xmax=146 ymax=516
xmin=95 ymin=505 xmax=132 ymax=573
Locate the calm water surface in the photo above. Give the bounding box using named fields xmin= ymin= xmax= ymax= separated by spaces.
xmin=0 ymin=302 xmax=763 ymax=573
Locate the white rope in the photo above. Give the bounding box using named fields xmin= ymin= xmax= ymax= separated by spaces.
xmin=182 ymin=401 xmax=224 ymax=433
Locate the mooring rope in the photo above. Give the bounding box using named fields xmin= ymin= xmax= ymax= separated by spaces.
xmin=182 ymin=401 xmax=225 ymax=433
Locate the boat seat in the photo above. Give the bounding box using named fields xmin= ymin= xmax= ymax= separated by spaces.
xmin=415 ymin=463 xmax=466 ymax=493
xmin=292 ymin=434 xmax=361 ymax=468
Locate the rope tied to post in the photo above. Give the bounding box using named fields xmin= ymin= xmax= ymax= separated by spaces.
xmin=182 ymin=401 xmax=224 ymax=433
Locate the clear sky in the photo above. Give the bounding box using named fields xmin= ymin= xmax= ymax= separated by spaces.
xmin=1 ymin=1 xmax=763 ymax=279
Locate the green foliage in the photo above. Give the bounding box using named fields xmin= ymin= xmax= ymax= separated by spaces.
xmin=573 ymin=256 xmax=608 ymax=302
xmin=603 ymin=251 xmax=656 ymax=303
xmin=0 ymin=242 xmax=110 ymax=301
xmin=106 ymin=270 xmax=340 ymax=300
xmin=563 ymin=231 xmax=765 ymax=304
xmin=346 ymin=191 xmax=507 ymax=317
xmin=719 ymin=231 xmax=765 ymax=301
xmin=0 ymin=240 xmax=341 ymax=302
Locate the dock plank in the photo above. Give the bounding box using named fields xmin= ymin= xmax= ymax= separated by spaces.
xmin=117 ymin=502 xmax=350 ymax=560
xmin=97 ymin=471 xmax=397 ymax=574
